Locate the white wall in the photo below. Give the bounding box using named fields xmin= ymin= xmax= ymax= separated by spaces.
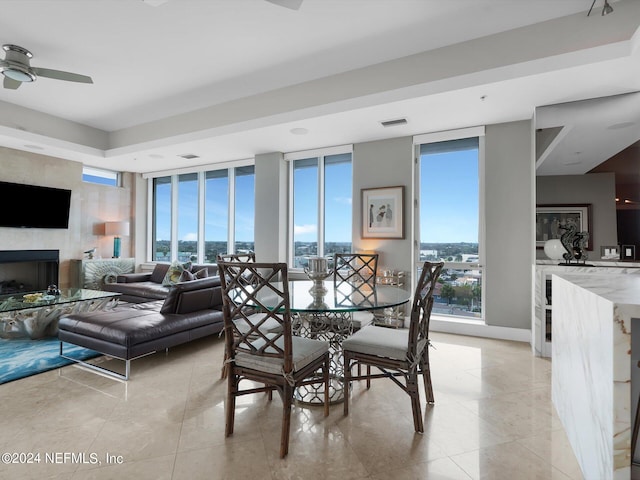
xmin=484 ymin=120 xmax=534 ymax=330
xmin=254 ymin=152 xmax=287 ymax=263
xmin=352 ymin=137 xmax=414 ymax=275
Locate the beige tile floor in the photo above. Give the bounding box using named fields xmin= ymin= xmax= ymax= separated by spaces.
xmin=0 ymin=332 xmax=584 ymax=480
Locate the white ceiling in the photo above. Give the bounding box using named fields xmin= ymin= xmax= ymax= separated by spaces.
xmin=0 ymin=0 xmax=638 ymax=174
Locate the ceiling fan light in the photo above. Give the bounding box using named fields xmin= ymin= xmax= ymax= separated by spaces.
xmin=602 ymin=0 xmax=613 ymax=15
xmin=3 ymin=68 xmax=35 ymax=82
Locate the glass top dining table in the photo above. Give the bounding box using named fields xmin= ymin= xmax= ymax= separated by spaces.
xmin=251 ymin=279 xmax=411 ymax=313
xmin=238 ymin=278 xmax=412 ymax=405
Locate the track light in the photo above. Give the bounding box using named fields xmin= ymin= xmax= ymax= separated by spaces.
xmin=587 ymin=0 xmax=614 ymax=16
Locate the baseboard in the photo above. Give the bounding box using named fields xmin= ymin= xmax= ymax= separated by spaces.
xmin=430 ymin=317 xmax=531 ymax=343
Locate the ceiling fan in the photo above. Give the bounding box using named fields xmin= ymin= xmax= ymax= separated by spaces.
xmin=0 ymin=44 xmax=93 ymax=90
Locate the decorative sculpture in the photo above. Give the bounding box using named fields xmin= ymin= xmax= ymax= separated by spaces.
xmin=559 ymin=220 xmax=589 ymax=264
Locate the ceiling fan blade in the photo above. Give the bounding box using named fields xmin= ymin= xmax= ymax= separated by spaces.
xmin=32 ymin=67 xmax=93 ymax=84
xmin=3 ymin=76 xmax=21 ymax=90
xmin=265 ymin=0 xmax=303 ymax=10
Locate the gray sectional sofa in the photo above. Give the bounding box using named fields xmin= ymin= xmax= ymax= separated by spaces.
xmin=58 ymin=275 xmax=224 ymax=380
xmin=101 ymin=262 xmax=219 ymax=303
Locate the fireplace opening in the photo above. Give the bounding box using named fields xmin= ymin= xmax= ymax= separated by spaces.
xmin=0 ymin=250 xmax=59 ymax=295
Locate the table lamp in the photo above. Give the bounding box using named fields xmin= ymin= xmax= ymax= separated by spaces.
xmin=105 ymin=221 xmax=130 ymax=258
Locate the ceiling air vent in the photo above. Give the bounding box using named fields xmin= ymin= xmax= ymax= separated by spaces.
xmin=178 ymin=153 xmax=200 ymax=160
xmin=380 ymin=118 xmax=407 ymax=128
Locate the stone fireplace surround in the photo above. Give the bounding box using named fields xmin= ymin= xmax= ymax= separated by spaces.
xmin=0 ymin=250 xmax=59 ymax=294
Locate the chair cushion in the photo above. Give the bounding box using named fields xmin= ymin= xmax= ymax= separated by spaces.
xmin=235 ymin=334 xmax=328 ymax=375
xmin=351 ymin=310 xmax=374 ymax=329
xmin=342 ymin=325 xmax=409 ymax=361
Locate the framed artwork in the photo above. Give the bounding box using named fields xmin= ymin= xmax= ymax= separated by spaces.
xmin=362 ymin=186 xmax=404 ymax=239
xmin=600 ymin=245 xmax=620 ymax=260
xmin=622 ymin=245 xmax=636 ymax=261
xmin=535 ymin=204 xmax=592 ymax=250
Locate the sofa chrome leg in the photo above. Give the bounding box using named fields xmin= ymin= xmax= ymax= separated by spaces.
xmin=59 ymin=341 xmax=130 ymax=381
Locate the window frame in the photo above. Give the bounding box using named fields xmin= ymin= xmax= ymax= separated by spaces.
xmin=82 ymin=166 xmax=120 ymax=187
xmin=144 ymin=159 xmax=255 ymax=263
xmin=413 ymin=127 xmax=486 ymax=321
xmin=285 ymin=145 xmax=353 ymax=270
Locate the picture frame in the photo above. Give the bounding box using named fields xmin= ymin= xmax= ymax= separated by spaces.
xmin=622 ymin=245 xmax=636 ymax=261
xmin=535 ymin=204 xmax=592 ymax=250
xmin=600 ymin=245 xmax=620 ymax=260
xmin=362 ymin=186 xmax=404 ymax=239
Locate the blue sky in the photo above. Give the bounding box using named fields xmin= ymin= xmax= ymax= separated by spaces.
xmin=420 ymin=148 xmax=479 ymax=243
xmin=293 ymin=157 xmax=352 ymax=243
xmin=154 ymin=172 xmax=255 ymax=243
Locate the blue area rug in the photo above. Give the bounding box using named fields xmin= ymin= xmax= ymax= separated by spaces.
xmin=0 ymin=337 xmax=100 ymax=385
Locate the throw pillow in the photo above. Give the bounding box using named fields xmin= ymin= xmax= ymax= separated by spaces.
xmin=150 ymin=263 xmax=171 ymax=283
xmin=193 ymin=268 xmax=208 ymax=279
xmin=162 ymin=260 xmax=192 ymax=286
xmin=179 ymin=269 xmax=195 ymax=282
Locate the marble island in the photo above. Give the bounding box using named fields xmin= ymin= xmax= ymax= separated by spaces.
xmin=552 ymin=273 xmax=640 ymax=480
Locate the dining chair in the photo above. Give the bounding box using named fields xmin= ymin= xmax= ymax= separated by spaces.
xmin=218 ymin=260 xmax=330 ymax=458
xmin=217 ymin=252 xmax=282 ymax=380
xmin=333 ymin=252 xmax=379 ymax=330
xmin=342 ymin=261 xmax=444 ymax=433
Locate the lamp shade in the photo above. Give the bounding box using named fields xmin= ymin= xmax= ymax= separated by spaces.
xmin=105 ymin=221 xmax=130 ymax=237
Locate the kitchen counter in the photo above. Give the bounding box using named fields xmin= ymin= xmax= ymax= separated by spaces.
xmin=552 ymin=273 xmax=640 ymax=480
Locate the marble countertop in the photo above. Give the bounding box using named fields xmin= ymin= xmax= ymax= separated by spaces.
xmin=537 ymin=259 xmax=640 ymax=268
xmin=553 ymin=272 xmax=640 ymax=307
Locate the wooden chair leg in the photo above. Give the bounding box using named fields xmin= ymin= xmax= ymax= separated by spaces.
xmin=343 ymin=352 xmax=351 ymax=416
xmin=221 ymin=350 xmax=228 ymax=379
xmin=225 ymin=371 xmax=237 ymax=437
xmin=421 ymin=348 xmax=434 ymax=404
xmin=281 ymin=384 xmax=293 ymax=458
xmin=323 ymin=355 xmax=330 ymax=417
xmin=408 ymin=372 xmax=423 ymax=433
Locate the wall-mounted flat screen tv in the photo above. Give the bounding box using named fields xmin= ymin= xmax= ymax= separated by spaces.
xmin=0 ymin=181 xmax=72 ymax=229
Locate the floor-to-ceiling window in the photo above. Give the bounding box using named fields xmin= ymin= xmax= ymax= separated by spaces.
xmin=148 ymin=162 xmax=254 ymax=263
xmin=234 ymin=165 xmax=256 ymax=255
xmin=414 ymin=128 xmax=484 ymax=320
xmin=287 ymin=147 xmax=352 ymax=269
xmin=177 ymin=173 xmax=198 ymax=262
xmin=204 ymin=169 xmax=229 ymax=262
xmin=152 ymin=176 xmax=172 ymax=262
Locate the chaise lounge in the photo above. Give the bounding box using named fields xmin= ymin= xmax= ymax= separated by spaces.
xmin=58 ymin=275 xmax=224 ymax=380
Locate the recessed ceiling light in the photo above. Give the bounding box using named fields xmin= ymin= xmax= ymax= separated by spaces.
xmin=149 ymin=153 xmax=164 ymax=159
xmin=290 ymin=128 xmax=308 ymax=135
xmin=178 ymin=153 xmax=199 ymax=159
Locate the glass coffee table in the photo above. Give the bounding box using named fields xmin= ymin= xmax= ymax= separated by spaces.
xmin=0 ymin=289 xmax=120 ymax=340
